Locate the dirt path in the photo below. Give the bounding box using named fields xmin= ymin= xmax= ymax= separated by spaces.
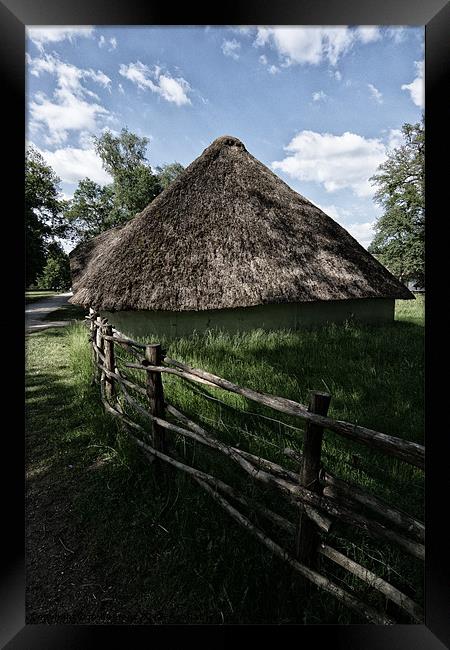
xmin=25 ymin=328 xmax=134 ymax=624
xmin=25 ymin=292 xmax=73 ymax=332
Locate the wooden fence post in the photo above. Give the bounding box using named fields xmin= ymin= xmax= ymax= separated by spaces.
xmin=295 ymin=390 xmax=331 ymax=565
xmin=103 ymin=322 xmax=115 ymax=399
xmin=96 ymin=316 xmax=106 ymax=384
xmin=145 ymin=344 xmax=166 ymax=456
xmin=89 ymin=309 xmax=99 ymax=384
xmin=88 ymin=307 xmax=96 ymax=357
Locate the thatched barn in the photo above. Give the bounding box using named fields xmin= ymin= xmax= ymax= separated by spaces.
xmin=69 ymin=135 xmax=413 ymax=338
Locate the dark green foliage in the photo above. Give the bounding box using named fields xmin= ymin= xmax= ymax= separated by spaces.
xmin=93 ymin=128 xmax=162 ymax=219
xmin=369 ymin=118 xmax=424 ymax=288
xmin=94 ymin=128 xmax=149 ymax=175
xmin=36 ymin=242 xmax=72 ymax=291
xmin=25 ymin=147 xmax=68 ymax=286
xmin=64 ymin=179 xmax=116 ymax=244
xmin=26 ymin=210 xmax=48 ymax=289
xmin=156 ymin=162 xmax=185 ymax=190
xmin=64 ymin=130 xmax=186 ymax=246
xmin=112 ymin=164 xmax=162 ymax=217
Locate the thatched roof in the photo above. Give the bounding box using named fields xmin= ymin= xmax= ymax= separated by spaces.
xmin=69 ymin=134 xmax=413 ymax=311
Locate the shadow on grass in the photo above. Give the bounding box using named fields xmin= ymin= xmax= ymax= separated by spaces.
xmin=158 ymin=318 xmax=424 ymax=521
xmin=26 ymin=319 xmax=424 ymax=624
xmin=25 ymin=358 xmax=324 ymax=624
xmin=41 ymin=303 xmax=87 ymax=323
xmin=194 ymin=321 xmax=423 ymax=430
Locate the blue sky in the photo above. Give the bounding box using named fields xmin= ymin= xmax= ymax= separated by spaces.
xmin=26 ymin=25 xmax=424 ymax=251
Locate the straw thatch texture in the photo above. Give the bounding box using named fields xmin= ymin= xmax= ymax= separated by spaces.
xmin=69 ymin=135 xmax=413 ymax=311
xmin=69 ymin=225 xmax=124 ymax=290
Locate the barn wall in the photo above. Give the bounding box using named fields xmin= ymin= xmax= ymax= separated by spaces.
xmin=101 ymin=298 xmax=395 ymax=340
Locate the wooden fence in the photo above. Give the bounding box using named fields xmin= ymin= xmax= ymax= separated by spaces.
xmin=86 ymin=310 xmax=425 ymax=625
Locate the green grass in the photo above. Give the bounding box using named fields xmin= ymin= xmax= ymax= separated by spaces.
xmin=41 ymin=302 xmax=87 ymax=322
xmin=25 ymin=290 xmax=59 ymax=304
xmin=25 ymin=296 xmax=424 ymax=624
xmin=395 ymin=292 xmax=425 ymax=325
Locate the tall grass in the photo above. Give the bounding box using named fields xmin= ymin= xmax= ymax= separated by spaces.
xmin=114 ymin=298 xmax=424 ymax=511
xmin=25 ymin=290 xmax=58 ymax=304
xmin=29 ymin=296 xmax=423 ymax=624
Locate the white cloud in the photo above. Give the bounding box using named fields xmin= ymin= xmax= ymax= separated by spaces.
xmin=312 ymin=90 xmax=327 ymax=102
xmin=27 ymin=53 xmax=111 ymax=144
xmin=387 ymin=128 xmax=404 ymax=150
xmin=386 ymin=27 xmax=406 ymax=44
xmin=367 ymin=83 xmax=383 ymax=103
xmin=158 ymin=75 xmax=191 ymax=105
xmin=356 ymin=26 xmax=381 ymax=43
xmin=255 ymin=27 xmax=337 ymax=65
xmin=87 ymin=69 xmax=111 ymax=88
xmin=259 ymin=54 xmax=279 ymax=74
xmin=253 ymin=26 xmax=382 ymax=67
xmin=231 ymin=26 xmax=253 ymax=36
xmin=119 ymin=61 xmax=151 ymax=89
xmin=27 ymin=26 xmax=94 ymax=51
xmin=401 ymin=60 xmax=424 ymax=108
xmin=27 ymin=53 xmax=111 ymax=92
xmin=318 ymin=204 xmax=351 ymax=221
xmin=119 ymin=61 xmax=192 ymax=105
xmin=30 ymin=94 xmax=109 ymax=145
xmin=334 ymin=70 xmax=342 ymax=81
xmin=272 ymin=130 xmax=387 ymax=198
xmin=118 ymin=83 xmax=125 ymax=94
xmin=99 ymin=35 xmax=117 ymax=51
xmin=77 ymin=131 xmax=95 ymax=148
xmin=59 ymin=191 xmax=75 ymax=202
xmin=254 ymin=28 xmax=271 ymax=48
xmin=35 ymin=144 xmax=112 ymax=186
xmin=221 ymin=39 xmax=241 ymax=60
xmin=318 ymin=203 xmax=375 ymax=248
xmin=345 ymin=221 xmax=376 ymax=248
xmin=324 ymin=29 xmax=355 ymax=66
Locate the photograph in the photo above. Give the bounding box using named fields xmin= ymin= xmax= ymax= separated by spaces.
xmin=24 ymin=23 xmax=425 ymax=627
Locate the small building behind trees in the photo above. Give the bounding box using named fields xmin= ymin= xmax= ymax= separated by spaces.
xmin=69 ymin=135 xmax=413 ymax=338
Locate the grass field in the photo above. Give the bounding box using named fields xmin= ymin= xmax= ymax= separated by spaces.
xmin=25 ymin=290 xmax=58 ymax=304
xmin=25 ymin=295 xmax=424 ymax=624
xmin=41 ymin=302 xmax=86 ymax=322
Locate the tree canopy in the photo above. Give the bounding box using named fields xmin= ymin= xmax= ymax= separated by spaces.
xmin=156 ymin=162 xmax=185 ymax=190
xmin=94 ymin=128 xmax=162 ymax=219
xmin=65 ymin=129 xmax=185 ymax=245
xmin=26 ymin=129 xmax=188 ymax=281
xmin=369 ymin=118 xmax=424 ymax=288
xmin=64 ymin=179 xmax=116 ymax=244
xmin=25 ymin=147 xmax=68 ymax=286
xmin=36 ymin=241 xmax=72 ymax=291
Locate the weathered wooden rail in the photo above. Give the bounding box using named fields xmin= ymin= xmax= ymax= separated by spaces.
xmin=86 ymin=310 xmax=425 ymax=624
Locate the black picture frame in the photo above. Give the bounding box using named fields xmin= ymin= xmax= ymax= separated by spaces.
xmin=3 ymin=1 xmax=449 ymax=647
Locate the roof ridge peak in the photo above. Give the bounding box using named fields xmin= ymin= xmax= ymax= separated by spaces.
xmin=208 ymin=135 xmax=246 ymax=150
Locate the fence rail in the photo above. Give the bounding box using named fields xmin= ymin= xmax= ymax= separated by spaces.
xmin=86 ymin=310 xmax=425 ymax=624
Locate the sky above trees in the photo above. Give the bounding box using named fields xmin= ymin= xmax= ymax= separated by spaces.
xmin=26 ymin=25 xmax=424 ymax=251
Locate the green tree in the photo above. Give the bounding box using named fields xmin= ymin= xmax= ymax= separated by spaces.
xmin=94 ymin=128 xmax=162 ymax=219
xmin=25 ymin=147 xmax=67 ymax=286
xmin=369 ymin=118 xmax=424 ymax=287
xmin=156 ymin=162 xmax=185 ymax=190
xmin=63 ymin=130 xmax=185 ymax=246
xmin=65 ymin=179 xmax=116 ymax=244
xmin=36 ymin=242 xmax=71 ymax=291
